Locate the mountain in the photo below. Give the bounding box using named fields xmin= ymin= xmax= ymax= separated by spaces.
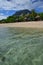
xmin=14 ymin=9 xmax=31 ymax=16
xmin=1 ymin=9 xmax=42 ymax=23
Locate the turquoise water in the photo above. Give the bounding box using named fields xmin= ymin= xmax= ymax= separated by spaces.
xmin=0 ymin=27 xmax=43 ymax=65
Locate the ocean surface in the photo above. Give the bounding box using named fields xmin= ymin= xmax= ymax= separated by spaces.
xmin=0 ymin=27 xmax=43 ymax=65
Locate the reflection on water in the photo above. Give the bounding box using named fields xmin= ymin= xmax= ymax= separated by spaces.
xmin=0 ymin=27 xmax=43 ymax=65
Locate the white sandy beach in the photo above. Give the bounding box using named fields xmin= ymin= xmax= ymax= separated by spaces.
xmin=0 ymin=21 xmax=43 ymax=28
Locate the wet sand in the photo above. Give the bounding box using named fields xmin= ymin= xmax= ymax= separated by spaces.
xmin=0 ymin=21 xmax=43 ymax=28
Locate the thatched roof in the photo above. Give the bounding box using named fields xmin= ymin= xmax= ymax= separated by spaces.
xmin=35 ymin=15 xmax=40 ymax=18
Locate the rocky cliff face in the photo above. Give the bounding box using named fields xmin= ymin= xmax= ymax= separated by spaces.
xmin=14 ymin=9 xmax=31 ymax=16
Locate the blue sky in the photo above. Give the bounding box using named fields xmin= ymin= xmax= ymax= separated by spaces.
xmin=0 ymin=0 xmax=43 ymax=20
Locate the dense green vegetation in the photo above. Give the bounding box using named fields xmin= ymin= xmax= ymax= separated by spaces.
xmin=0 ymin=10 xmax=43 ymax=23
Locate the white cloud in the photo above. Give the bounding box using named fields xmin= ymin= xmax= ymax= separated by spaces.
xmin=32 ymin=1 xmax=43 ymax=9
xmin=0 ymin=0 xmax=43 ymax=10
xmin=0 ymin=0 xmax=15 ymax=10
xmin=0 ymin=15 xmax=7 ymax=20
xmin=0 ymin=0 xmax=43 ymax=20
xmin=0 ymin=0 xmax=33 ymax=10
xmin=0 ymin=11 xmax=8 ymax=20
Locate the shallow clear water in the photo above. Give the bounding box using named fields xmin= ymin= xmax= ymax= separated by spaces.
xmin=0 ymin=27 xmax=43 ymax=65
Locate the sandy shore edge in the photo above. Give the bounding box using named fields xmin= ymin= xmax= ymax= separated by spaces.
xmin=0 ymin=21 xmax=43 ymax=28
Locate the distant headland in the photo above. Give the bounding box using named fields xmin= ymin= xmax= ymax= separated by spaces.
xmin=0 ymin=9 xmax=43 ymax=23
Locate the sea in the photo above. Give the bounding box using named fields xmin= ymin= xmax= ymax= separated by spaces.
xmin=0 ymin=27 xmax=43 ymax=65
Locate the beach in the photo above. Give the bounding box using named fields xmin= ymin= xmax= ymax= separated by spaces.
xmin=0 ymin=21 xmax=43 ymax=28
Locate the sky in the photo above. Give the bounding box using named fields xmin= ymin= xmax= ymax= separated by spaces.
xmin=0 ymin=0 xmax=43 ymax=20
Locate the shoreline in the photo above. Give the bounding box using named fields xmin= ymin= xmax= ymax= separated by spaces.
xmin=0 ymin=21 xmax=43 ymax=28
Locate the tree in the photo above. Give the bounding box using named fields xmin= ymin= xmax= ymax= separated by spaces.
xmin=39 ymin=13 xmax=43 ymax=20
xmin=28 ymin=10 xmax=37 ymax=21
xmin=18 ymin=16 xmax=24 ymax=22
